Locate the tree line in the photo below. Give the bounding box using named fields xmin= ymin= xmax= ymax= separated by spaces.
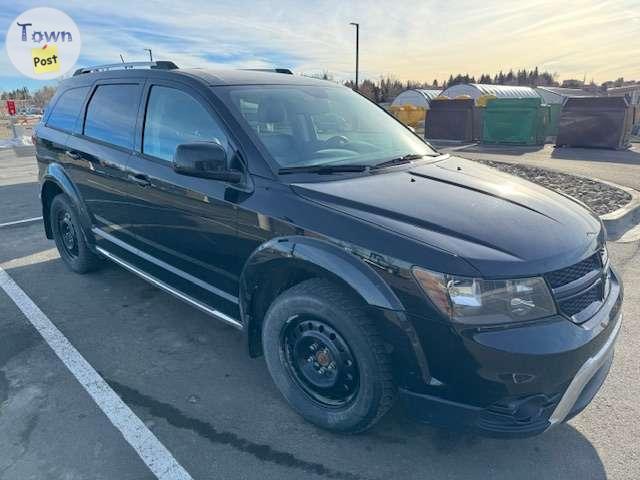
xmin=1 ymin=85 xmax=57 ymax=108
xmin=335 ymin=67 xmax=562 ymax=103
xmin=337 ymin=69 xmax=634 ymax=104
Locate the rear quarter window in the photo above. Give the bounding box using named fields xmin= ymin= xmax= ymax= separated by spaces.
xmin=46 ymin=86 xmax=90 ymax=132
xmin=84 ymin=84 xmax=140 ymax=149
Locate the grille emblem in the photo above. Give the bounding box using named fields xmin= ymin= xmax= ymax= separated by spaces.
xmin=600 ymin=247 xmax=608 ymax=267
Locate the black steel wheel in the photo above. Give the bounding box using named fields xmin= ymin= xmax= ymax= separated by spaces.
xmin=50 ymin=194 xmax=101 ymax=274
xmin=57 ymin=210 xmax=80 ymax=259
xmin=262 ymin=278 xmax=395 ymax=433
xmin=282 ymin=315 xmax=360 ymax=407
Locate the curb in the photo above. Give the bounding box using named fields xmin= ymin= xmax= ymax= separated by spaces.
xmin=594 ymin=178 xmax=640 ymax=241
xmin=429 ymin=141 xmax=478 ymax=152
xmin=12 ymin=145 xmax=36 ymax=157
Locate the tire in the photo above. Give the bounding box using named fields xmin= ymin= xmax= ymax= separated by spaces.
xmin=50 ymin=194 xmax=101 ymax=274
xmin=262 ymin=278 xmax=395 ymax=433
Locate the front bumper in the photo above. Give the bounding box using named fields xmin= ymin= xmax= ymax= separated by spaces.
xmin=400 ymin=312 xmax=621 ymax=437
xmin=548 ymin=312 xmax=621 ymax=426
xmin=400 ymin=265 xmax=623 ymax=438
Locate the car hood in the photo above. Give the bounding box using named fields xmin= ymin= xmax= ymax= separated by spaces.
xmin=291 ymin=157 xmax=603 ymax=277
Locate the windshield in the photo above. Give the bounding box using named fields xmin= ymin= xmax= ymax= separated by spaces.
xmin=220 ymin=84 xmax=437 ymax=170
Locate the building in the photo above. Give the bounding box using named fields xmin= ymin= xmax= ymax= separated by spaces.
xmin=536 ymin=86 xmax=596 ymax=105
xmin=390 ymin=89 xmax=442 ymax=109
xmin=439 ymin=84 xmax=539 ymax=103
xmin=607 ymin=84 xmax=640 ymax=105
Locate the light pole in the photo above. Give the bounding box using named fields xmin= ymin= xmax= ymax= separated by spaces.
xmin=144 ymin=48 xmax=153 ymax=62
xmin=349 ymin=22 xmax=359 ymax=91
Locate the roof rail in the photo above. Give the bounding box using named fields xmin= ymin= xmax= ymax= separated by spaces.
xmin=242 ymin=68 xmax=293 ymax=75
xmin=73 ymin=61 xmax=179 ymax=76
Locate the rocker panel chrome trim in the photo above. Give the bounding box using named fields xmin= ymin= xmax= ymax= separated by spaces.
xmin=96 ymin=246 xmax=243 ymax=330
xmin=93 ymin=227 xmax=238 ymax=304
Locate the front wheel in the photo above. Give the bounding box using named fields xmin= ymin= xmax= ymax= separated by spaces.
xmin=262 ymin=278 xmax=395 ymax=433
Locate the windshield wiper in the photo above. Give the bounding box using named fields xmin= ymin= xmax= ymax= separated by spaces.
xmin=372 ymin=153 xmax=438 ymax=169
xmin=278 ymin=164 xmax=368 ymax=175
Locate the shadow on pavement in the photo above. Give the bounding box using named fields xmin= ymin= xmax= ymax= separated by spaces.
xmin=445 ymin=143 xmax=640 ymax=166
xmin=551 ymin=145 xmax=640 ymax=165
xmin=0 ymin=182 xmax=41 ymax=225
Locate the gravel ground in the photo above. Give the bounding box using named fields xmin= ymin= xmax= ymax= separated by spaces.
xmin=477 ymin=159 xmax=632 ymax=215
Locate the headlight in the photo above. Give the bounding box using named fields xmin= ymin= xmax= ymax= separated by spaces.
xmin=412 ymin=267 xmax=556 ymax=325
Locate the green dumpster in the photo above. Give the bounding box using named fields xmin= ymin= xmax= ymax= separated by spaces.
xmin=539 ymin=104 xmax=552 ymax=143
xmin=545 ymin=103 xmax=562 ymax=138
xmin=482 ymin=98 xmax=548 ymax=145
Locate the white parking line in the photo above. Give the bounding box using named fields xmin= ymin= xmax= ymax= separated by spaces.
xmin=615 ymin=222 xmax=640 ymax=243
xmin=0 ymin=266 xmax=194 ymax=480
xmin=0 ymin=216 xmax=43 ymax=228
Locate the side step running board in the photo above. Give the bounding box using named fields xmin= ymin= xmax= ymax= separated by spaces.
xmin=95 ymin=246 xmax=243 ymax=330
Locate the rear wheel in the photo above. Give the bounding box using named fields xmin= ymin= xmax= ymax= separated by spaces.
xmin=262 ymin=278 xmax=395 ymax=433
xmin=50 ymin=194 xmax=101 ymax=273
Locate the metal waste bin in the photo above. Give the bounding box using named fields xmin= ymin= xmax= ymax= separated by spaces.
xmin=425 ymin=99 xmax=475 ymax=142
xmin=482 ymin=98 xmax=547 ymax=145
xmin=546 ymin=103 xmax=562 ymax=138
xmin=556 ymin=97 xmax=633 ymax=149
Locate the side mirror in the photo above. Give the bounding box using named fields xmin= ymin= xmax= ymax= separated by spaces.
xmin=173 ymin=142 xmax=242 ymax=183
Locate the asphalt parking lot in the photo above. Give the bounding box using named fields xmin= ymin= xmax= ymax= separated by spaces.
xmin=1 ymin=149 xmax=639 ymax=480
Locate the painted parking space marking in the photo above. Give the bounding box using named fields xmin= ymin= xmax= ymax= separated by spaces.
xmin=0 ymin=216 xmax=43 ymax=228
xmin=0 ymin=266 xmax=194 ymax=480
xmin=615 ymin=221 xmax=640 ymax=243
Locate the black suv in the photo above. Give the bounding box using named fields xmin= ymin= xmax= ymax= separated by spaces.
xmin=35 ymin=62 xmax=622 ymax=436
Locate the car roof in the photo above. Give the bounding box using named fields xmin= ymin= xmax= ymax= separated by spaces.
xmin=60 ymin=66 xmax=339 ymax=89
xmin=178 ymin=68 xmax=337 ymax=87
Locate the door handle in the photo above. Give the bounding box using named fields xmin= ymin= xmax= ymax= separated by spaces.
xmin=127 ymin=173 xmax=151 ymax=187
xmin=65 ymin=150 xmax=80 ymax=160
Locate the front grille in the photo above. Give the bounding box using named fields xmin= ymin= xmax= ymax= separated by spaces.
xmin=557 ymin=282 xmax=603 ymax=317
xmin=545 ymin=250 xmax=607 ymax=322
xmin=546 ymin=253 xmax=601 ymax=289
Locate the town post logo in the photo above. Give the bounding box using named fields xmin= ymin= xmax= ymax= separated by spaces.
xmin=32 ymin=44 xmax=60 ymax=74
xmin=6 ymin=8 xmax=81 ymax=80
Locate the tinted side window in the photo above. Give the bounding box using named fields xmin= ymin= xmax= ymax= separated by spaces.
xmin=84 ymin=84 xmax=140 ymax=149
xmin=46 ymin=87 xmax=89 ymax=132
xmin=143 ymin=86 xmax=228 ymax=161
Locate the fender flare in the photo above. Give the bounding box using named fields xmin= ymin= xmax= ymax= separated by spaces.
xmin=239 ymin=235 xmax=405 ymax=356
xmin=40 ymin=163 xmax=93 ymax=244
xmin=240 ymin=235 xmax=404 ymax=313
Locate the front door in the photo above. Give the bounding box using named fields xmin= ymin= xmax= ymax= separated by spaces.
xmin=119 ymin=82 xmax=242 ymax=319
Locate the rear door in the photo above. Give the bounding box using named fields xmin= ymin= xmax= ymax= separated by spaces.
xmin=36 ymin=86 xmax=89 ymax=172
xmin=120 ymin=80 xmax=242 ymax=320
xmin=65 ymin=79 xmax=143 ymax=247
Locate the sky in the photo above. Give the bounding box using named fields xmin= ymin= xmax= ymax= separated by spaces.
xmin=1 ymin=0 xmax=639 ymax=92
